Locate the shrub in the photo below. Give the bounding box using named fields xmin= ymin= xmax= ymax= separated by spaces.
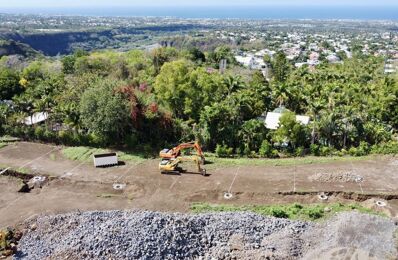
xmin=310 ymin=144 xmax=320 ymax=156
xmin=215 ymin=144 xmax=233 ymax=157
xmin=306 ymin=208 xmax=324 ymax=220
xmin=88 ymin=133 xmax=106 ymax=147
xmin=295 ymin=146 xmax=305 ymax=157
xmin=34 ymin=126 xmax=45 ymax=139
xmin=259 ymin=140 xmax=272 ymax=158
xmin=271 ymin=149 xmax=279 ymax=158
xmin=249 ymin=151 xmax=257 ymax=158
xmin=43 ymin=130 xmax=55 ymax=142
xmin=270 ymin=208 xmax=289 ymax=218
xmin=356 ymin=141 xmax=370 ymax=156
xmin=319 ymin=146 xmax=335 ymax=156
xmin=370 ymin=141 xmax=398 ymax=155
xmin=243 ymin=146 xmax=251 ymax=157
xmin=58 ymin=130 xmax=71 ymax=144
xmin=348 ymin=147 xmax=358 ymax=156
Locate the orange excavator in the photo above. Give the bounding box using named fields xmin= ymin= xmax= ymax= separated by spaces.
xmin=159 ymin=141 xmax=206 ymax=175
xmin=159 ymin=141 xmax=205 ymax=164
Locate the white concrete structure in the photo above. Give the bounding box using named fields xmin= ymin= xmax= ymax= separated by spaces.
xmin=93 ymin=153 xmax=118 ymax=167
xmin=24 ymin=112 xmax=48 ymax=126
xmin=264 ymin=112 xmax=310 ymax=130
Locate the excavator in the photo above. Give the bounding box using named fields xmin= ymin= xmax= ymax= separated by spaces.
xmin=159 ymin=141 xmax=207 ymax=176
xmin=159 ymin=141 xmax=205 ymax=163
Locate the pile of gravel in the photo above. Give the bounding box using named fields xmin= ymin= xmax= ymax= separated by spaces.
xmin=14 ymin=210 xmax=397 ymax=260
xmin=309 ymin=171 xmax=363 ymax=183
xmin=302 ymin=212 xmax=398 ymax=259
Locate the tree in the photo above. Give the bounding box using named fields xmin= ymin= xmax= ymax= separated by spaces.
xmin=271 ymin=51 xmax=290 ymax=82
xmin=273 ymin=111 xmax=309 ymax=150
xmin=238 ymin=119 xmax=267 ymax=152
xmin=152 ymin=47 xmax=178 ymax=74
xmin=154 ymin=60 xmax=192 ymax=119
xmin=61 ymin=55 xmax=77 ymax=74
xmin=79 ymin=79 xmax=130 ymax=142
xmin=186 ymin=48 xmax=206 ymax=63
xmin=0 ymin=68 xmax=22 ymax=100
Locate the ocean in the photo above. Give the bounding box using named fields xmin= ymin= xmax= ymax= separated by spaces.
xmin=1 ymin=6 xmax=398 ymax=20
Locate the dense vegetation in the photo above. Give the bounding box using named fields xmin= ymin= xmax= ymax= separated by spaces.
xmin=0 ymin=46 xmax=397 ymax=157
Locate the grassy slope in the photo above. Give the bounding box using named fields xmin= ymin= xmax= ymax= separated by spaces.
xmin=204 ymin=153 xmax=372 ymax=168
xmin=191 ymin=202 xmax=384 ymax=221
xmin=62 ymin=145 xmax=374 ymax=166
xmin=62 ymin=146 xmax=147 ymax=164
xmin=0 ymin=143 xmax=6 ymax=149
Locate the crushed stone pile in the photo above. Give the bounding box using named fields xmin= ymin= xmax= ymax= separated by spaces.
xmin=309 ymin=171 xmax=363 ymax=183
xmin=14 ymin=210 xmax=397 ymax=260
xmin=302 ymin=212 xmax=397 ymax=259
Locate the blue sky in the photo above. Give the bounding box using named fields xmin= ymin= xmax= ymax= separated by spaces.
xmin=1 ymin=0 xmax=397 ymax=7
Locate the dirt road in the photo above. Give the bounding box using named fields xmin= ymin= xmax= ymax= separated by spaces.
xmin=0 ymin=142 xmax=397 ymax=228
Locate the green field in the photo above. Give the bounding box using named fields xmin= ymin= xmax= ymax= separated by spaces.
xmin=62 ymin=146 xmax=147 ymax=164
xmin=191 ymin=202 xmax=383 ymax=221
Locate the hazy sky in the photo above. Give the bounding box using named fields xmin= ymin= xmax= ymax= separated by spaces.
xmin=1 ymin=0 xmax=397 ymax=8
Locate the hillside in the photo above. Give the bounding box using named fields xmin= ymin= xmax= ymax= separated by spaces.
xmin=0 ymin=39 xmax=40 ymax=58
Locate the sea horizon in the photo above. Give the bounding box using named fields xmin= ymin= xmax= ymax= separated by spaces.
xmin=1 ymin=6 xmax=398 ymax=20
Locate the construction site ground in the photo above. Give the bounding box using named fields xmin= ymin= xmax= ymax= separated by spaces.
xmin=1 ymin=141 xmax=397 ymax=228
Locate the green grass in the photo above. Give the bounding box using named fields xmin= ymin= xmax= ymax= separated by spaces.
xmin=191 ymin=202 xmax=384 ymax=221
xmin=0 ymin=164 xmax=30 ymax=174
xmin=62 ymin=146 xmax=147 ymax=164
xmin=204 ymin=153 xmax=373 ymax=168
xmin=0 ymin=143 xmax=6 ymax=149
xmin=0 ymin=135 xmax=20 ymax=142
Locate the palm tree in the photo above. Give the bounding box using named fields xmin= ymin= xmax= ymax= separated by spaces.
xmin=223 ymin=75 xmax=244 ymax=96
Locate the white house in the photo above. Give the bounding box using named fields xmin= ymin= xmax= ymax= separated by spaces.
xmin=259 ymin=109 xmax=310 ymax=130
xmin=24 ymin=112 xmax=49 ymax=126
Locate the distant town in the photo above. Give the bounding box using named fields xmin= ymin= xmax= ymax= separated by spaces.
xmin=1 ymin=14 xmax=397 ymax=75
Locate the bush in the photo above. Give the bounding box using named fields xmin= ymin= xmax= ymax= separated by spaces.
xmin=356 ymin=141 xmax=370 ymax=156
xmin=319 ymin=146 xmax=335 ymax=156
xmin=88 ymin=133 xmax=107 ymax=147
xmin=43 ymin=130 xmax=55 ymax=142
xmin=270 ymin=208 xmax=289 ymax=218
xmin=370 ymin=141 xmax=398 ymax=155
xmin=295 ymin=146 xmax=305 ymax=157
xmin=259 ymin=140 xmax=272 ymax=158
xmin=271 ymin=149 xmax=279 ymax=158
xmin=34 ymin=126 xmax=45 ymax=139
xmin=306 ymin=207 xmax=324 ymax=220
xmin=310 ymin=144 xmax=320 ymax=156
xmin=348 ymin=142 xmax=370 ymax=157
xmin=348 ymin=147 xmax=358 ymax=156
xmin=243 ymin=146 xmax=251 ymax=157
xmin=58 ymin=130 xmax=71 ymax=144
xmin=215 ymin=144 xmax=233 ymax=157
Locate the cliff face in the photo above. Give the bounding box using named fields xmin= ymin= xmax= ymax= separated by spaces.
xmin=0 ymin=40 xmax=40 ymax=58
xmin=1 ymin=24 xmax=204 ymax=56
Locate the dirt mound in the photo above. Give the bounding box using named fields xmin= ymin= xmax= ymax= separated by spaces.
xmin=309 ymin=171 xmax=363 ymax=183
xmin=14 ymin=210 xmax=397 ymax=260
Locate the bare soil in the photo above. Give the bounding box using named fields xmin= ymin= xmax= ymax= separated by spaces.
xmin=0 ymin=142 xmax=397 ymax=228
